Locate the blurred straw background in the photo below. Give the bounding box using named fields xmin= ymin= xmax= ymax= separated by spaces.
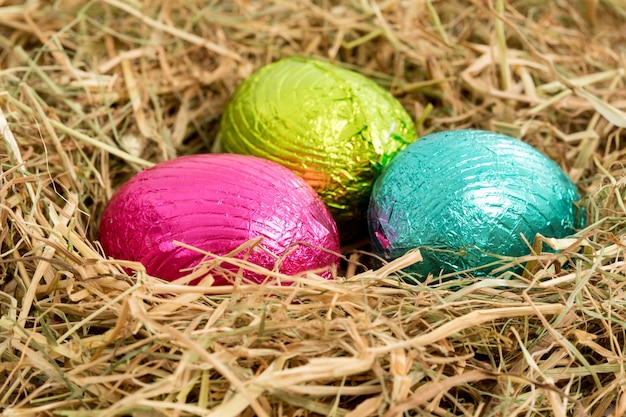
xmin=1 ymin=0 xmax=626 ymax=416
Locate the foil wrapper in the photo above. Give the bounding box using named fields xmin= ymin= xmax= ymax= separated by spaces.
xmin=99 ymin=154 xmax=340 ymax=284
xmin=368 ymin=129 xmax=585 ymax=279
xmin=219 ymin=58 xmax=417 ymax=240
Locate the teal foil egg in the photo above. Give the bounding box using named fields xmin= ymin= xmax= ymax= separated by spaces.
xmin=368 ymin=129 xmax=585 ymax=279
xmin=220 ymin=58 xmax=417 ymax=241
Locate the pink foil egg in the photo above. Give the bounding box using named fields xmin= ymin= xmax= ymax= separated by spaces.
xmin=98 ymin=154 xmax=340 ymax=285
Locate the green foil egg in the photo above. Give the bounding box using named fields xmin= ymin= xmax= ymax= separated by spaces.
xmin=220 ymin=58 xmax=417 ymax=240
xmin=368 ymin=129 xmax=585 ymax=280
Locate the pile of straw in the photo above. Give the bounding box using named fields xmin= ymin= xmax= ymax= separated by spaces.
xmin=1 ymin=1 xmax=626 ymax=416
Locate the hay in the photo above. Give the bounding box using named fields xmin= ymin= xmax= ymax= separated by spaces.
xmin=1 ymin=0 xmax=626 ymax=416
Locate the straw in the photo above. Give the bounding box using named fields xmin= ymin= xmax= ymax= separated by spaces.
xmin=1 ymin=1 xmax=626 ymax=416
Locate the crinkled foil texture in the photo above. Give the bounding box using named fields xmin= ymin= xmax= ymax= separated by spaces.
xmin=368 ymin=129 xmax=585 ymax=279
xmin=220 ymin=58 xmax=417 ymax=236
xmin=99 ymin=154 xmax=340 ymax=285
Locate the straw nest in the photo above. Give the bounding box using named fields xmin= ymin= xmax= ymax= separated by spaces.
xmin=1 ymin=0 xmax=626 ymax=416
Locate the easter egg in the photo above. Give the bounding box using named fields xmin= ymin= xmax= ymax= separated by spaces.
xmin=99 ymin=154 xmax=340 ymax=284
xmin=219 ymin=57 xmax=417 ymax=240
xmin=368 ymin=129 xmax=584 ymax=279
